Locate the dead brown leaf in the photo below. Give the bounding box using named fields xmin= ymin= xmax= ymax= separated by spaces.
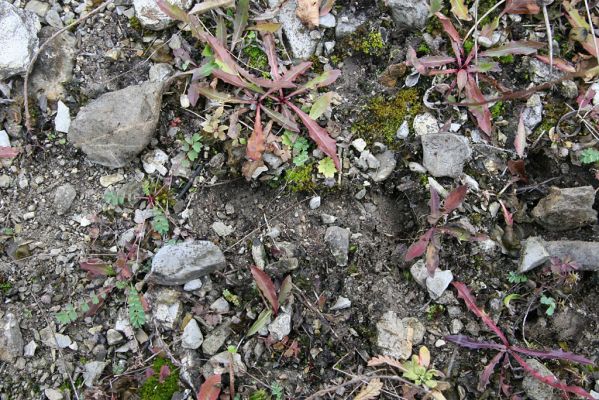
xmin=354 ymin=378 xmax=383 ymax=400
xmin=296 ymin=0 xmax=319 ymax=28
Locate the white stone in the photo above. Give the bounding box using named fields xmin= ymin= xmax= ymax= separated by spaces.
xmin=396 ymin=120 xmax=409 ymax=139
xmin=319 ymin=13 xmax=336 ymax=28
xmin=330 ymin=296 xmax=351 ymax=311
xmin=99 ymin=173 xmax=124 ymax=187
xmin=149 ymin=63 xmax=174 ymax=82
xmin=309 ymin=196 xmax=321 ymax=209
xmin=413 ymin=112 xmax=439 ymax=136
xmin=23 ymin=340 xmax=37 ymax=357
xmin=83 ymin=361 xmax=106 ymax=388
xmin=211 ymin=221 xmax=234 ymax=237
xmin=426 ymin=270 xmax=454 ymax=299
xmin=0 ymin=1 xmax=40 ymax=80
xmin=44 ymin=388 xmax=63 ymax=400
xmin=268 ymin=0 xmax=317 ymax=59
xmin=268 ymin=312 xmax=291 ymax=341
xmin=181 ymin=319 xmax=203 ymax=349
xmin=210 ymin=297 xmax=230 ymax=313
xmin=0 ymin=130 xmax=9 ymax=147
xmin=54 ymin=101 xmax=71 ymax=133
xmin=183 ymin=279 xmax=203 ymax=291
xmin=142 ymin=149 xmax=169 ymax=175
xmin=376 ymin=312 xmax=425 ymax=360
xmin=519 ymin=237 xmax=550 ymax=273
xmin=133 ymin=0 xmax=193 ymax=30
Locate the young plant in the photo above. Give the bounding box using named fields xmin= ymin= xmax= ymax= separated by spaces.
xmin=405 ymin=185 xmax=483 ymax=275
xmin=181 ymin=132 xmax=203 ymax=164
xmin=157 ymin=0 xmax=341 ymax=178
xmin=446 ymin=282 xmax=594 ymax=398
xmin=246 ymin=268 xmax=292 ymax=337
xmin=407 ymin=12 xmax=544 ymax=135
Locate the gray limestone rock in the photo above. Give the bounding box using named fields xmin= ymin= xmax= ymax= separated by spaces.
xmin=0 ymin=1 xmax=40 ymax=80
xmin=531 ymin=186 xmax=597 ymax=231
xmin=181 ymin=319 xmax=203 ymax=350
xmin=133 ymin=0 xmax=193 ymax=31
xmin=519 ymin=237 xmax=599 ymax=272
xmin=369 ymin=150 xmax=396 ymax=182
xmin=0 ymin=313 xmax=23 ymax=362
xmin=386 ymin=0 xmax=429 ymax=29
xmin=202 ymin=322 xmax=231 ymax=356
xmin=522 ymin=359 xmax=556 ymax=400
xmin=68 ymin=81 xmax=165 ymax=168
xmin=324 ymin=226 xmax=350 ymax=266
xmin=268 ymin=0 xmax=317 ymax=59
xmin=29 ymin=26 xmax=76 ymax=101
xmin=83 ymin=361 xmax=106 ymax=388
xmin=53 ymin=183 xmax=76 ymax=215
xmin=151 ymin=241 xmax=226 ymax=285
xmin=376 ymin=312 xmax=425 ymax=360
xmin=149 ymin=288 xmax=182 ymax=330
xmin=422 ymin=133 xmax=471 ymax=178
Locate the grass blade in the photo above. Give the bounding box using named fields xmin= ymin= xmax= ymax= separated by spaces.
xmin=231 ymin=0 xmax=249 ymax=51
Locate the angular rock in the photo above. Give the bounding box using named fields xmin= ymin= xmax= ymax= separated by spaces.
xmin=211 ymin=221 xmax=234 ymax=237
xmin=54 ymin=101 xmax=70 ymax=133
xmin=422 ymin=133 xmax=471 ymax=178
xmin=183 ymin=279 xmax=203 ymax=292
xmin=324 ymin=226 xmax=350 ymax=266
xmin=426 ymin=270 xmax=454 ymax=300
xmin=309 ymin=196 xmax=321 ymax=209
xmin=268 ymin=0 xmax=317 ymax=59
xmin=83 ymin=361 xmax=106 ymax=388
xmin=0 ymin=1 xmax=40 ymax=80
xmin=522 ymin=359 xmax=556 ymax=400
xmin=149 ymin=63 xmax=174 ymax=82
xmin=29 ymin=26 xmax=76 ymax=101
xmin=106 ymin=329 xmax=123 ymax=346
xmin=522 ymin=94 xmax=543 ymax=132
xmin=335 ymin=13 xmax=366 ymax=39
xmin=68 ymin=81 xmax=165 ymax=168
xmin=181 ymin=319 xmax=203 ymax=350
xmin=40 ymin=325 xmax=71 ymax=349
xmin=151 ymin=241 xmax=226 ymax=285
xmin=23 ymin=340 xmax=37 ymax=357
xmin=44 ymin=389 xmax=63 ymax=400
xmin=202 ymin=322 xmax=231 ymax=356
xmin=519 ymin=237 xmax=599 ymax=272
xmin=386 ymin=0 xmax=429 ymax=29
xmin=330 ymin=296 xmax=351 ymax=311
xmin=268 ymin=312 xmax=291 ymax=341
xmin=519 ymin=237 xmax=550 ymax=272
xmin=369 ymin=150 xmax=396 ymax=182
xmin=531 ymin=186 xmax=597 ymax=231
xmin=133 ymin=0 xmax=193 ymax=30
xmin=413 ymin=113 xmax=439 ymax=136
xmin=149 ymin=288 xmax=182 ymax=330
xmin=25 ymin=0 xmax=50 ymax=18
xmin=0 ymin=313 xmax=23 ymax=362
xmin=142 ymin=149 xmax=169 ymax=175
xmin=376 ymin=312 xmax=425 ymax=360
xmin=206 ymin=351 xmax=247 ymax=376
xmin=53 ymin=183 xmax=76 ymax=216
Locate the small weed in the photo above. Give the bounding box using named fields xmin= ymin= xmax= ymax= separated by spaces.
xmin=540 ymin=294 xmax=557 ymax=316
xmin=181 ymin=133 xmax=203 ymax=165
xmin=139 ymin=357 xmax=179 ymax=400
xmin=580 ymin=148 xmax=599 ymax=164
xmin=104 ymin=191 xmax=125 ymax=206
xmin=223 ymin=289 xmax=241 ymax=307
xmin=426 ymin=304 xmax=445 ymax=320
xmin=507 ymin=271 xmax=528 ymax=284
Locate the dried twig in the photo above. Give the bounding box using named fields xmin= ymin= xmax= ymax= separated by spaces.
xmin=23 ymin=0 xmax=114 ymax=132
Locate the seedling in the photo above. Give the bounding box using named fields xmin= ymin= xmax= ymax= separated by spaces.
xmin=540 ymin=294 xmax=557 ymax=316
xmin=507 ymin=271 xmax=528 ymax=284
xmin=446 ymin=282 xmax=594 ymax=398
xmin=181 ymin=132 xmax=203 ymax=164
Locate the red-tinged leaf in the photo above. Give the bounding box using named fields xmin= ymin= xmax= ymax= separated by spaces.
xmin=231 ymin=0 xmax=249 ymax=51
xmin=239 ymin=69 xmax=296 ymax=90
xmin=428 ymin=185 xmax=441 ymax=224
xmin=510 ymin=346 xmax=594 ymax=365
xmin=498 ymin=200 xmax=513 ymax=227
xmin=156 ymin=0 xmax=190 ymax=22
xmin=465 ymin=77 xmax=493 ymax=135
xmin=158 ymin=364 xmax=171 ymax=383
xmin=418 ymin=55 xmax=457 ymax=68
xmin=0 ymin=146 xmax=20 ymax=159
xmin=534 ymin=55 xmax=577 ymax=73
xmin=197 ymin=374 xmax=222 ymax=400
xmin=445 ymin=335 xmax=508 ymax=351
xmin=368 ymin=355 xmax=407 ymax=371
xmin=189 ymin=0 xmax=234 ymax=14
xmin=261 ymin=105 xmax=300 ymax=132
xmin=251 ymin=266 xmax=279 ymax=314
xmin=188 ymin=82 xmax=200 ymax=107
xmin=452 ymin=282 xmax=509 ymax=346
xmin=319 ymin=0 xmax=335 ymax=16
xmin=247 ymin=107 xmax=265 ymax=161
xmin=457 ymin=69 xmax=468 ymax=92
xmin=450 ymin=0 xmax=471 ymax=21
xmin=405 ymin=228 xmax=435 ymax=261
xmin=510 ymin=352 xmax=595 ymax=399
xmin=286 ymin=102 xmax=340 ymax=170
xmin=480 ymin=41 xmax=544 ymax=57
xmin=425 ymin=241 xmax=440 ymax=275
xmin=515 ymin=110 xmax=526 ymax=158
xmin=280 ymin=62 xmax=313 ymax=83
xmin=406 ymin=46 xmax=427 ymax=75
xmin=195 ymin=83 xmax=250 ymax=104
xmin=301 ymin=69 xmax=341 ymax=91
xmin=443 ymin=185 xmax=468 ymax=215
xmin=502 ymin=0 xmax=540 ymax=15
xmin=191 ymin=63 xmax=217 ymax=81
xmin=278 ymin=275 xmax=293 ymax=305
xmin=80 ymin=258 xmax=113 ymax=277
xmin=173 ymin=47 xmax=195 ymax=66
xmin=438 ymin=225 xmax=474 ymax=242
xmin=467 ymin=60 xmax=501 ymax=73
xmin=478 ymin=351 xmax=506 ymax=391
xmin=140 ymin=294 xmax=151 ymax=312
xmin=261 ymin=32 xmax=280 ymax=79
xmin=507 ymin=159 xmax=529 ymax=183
xmin=211 ymin=68 xmax=253 ymax=90
xmin=145 ymin=367 xmax=155 ymax=380
xmin=206 ymin=35 xmax=241 ymax=75
xmin=435 ymin=12 xmax=463 ymax=64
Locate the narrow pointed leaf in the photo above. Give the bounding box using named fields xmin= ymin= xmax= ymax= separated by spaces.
xmin=418 ymin=56 xmax=457 ymax=68
xmin=428 ymin=185 xmax=441 ymax=224
xmin=231 ymin=0 xmax=249 ymax=51
xmin=195 ymin=84 xmax=249 ymax=104
xmin=189 ymin=0 xmax=233 ymax=14
xmin=206 ymin=35 xmax=241 ymax=74
xmin=309 ymin=92 xmax=334 ymax=120
xmin=261 ymin=105 xmax=300 ymax=132
xmin=478 ymin=352 xmax=505 ymax=391
xmin=281 ymin=62 xmax=313 ymax=83
xmin=445 ymin=335 xmax=507 ymax=351
xmin=425 ymin=241 xmax=440 ymax=275
xmin=465 ymin=77 xmax=492 ymax=134
xmin=301 ymin=69 xmax=342 ymax=91
xmin=278 ymin=275 xmax=293 ymax=305
xmin=247 ymin=107 xmax=265 ymax=161
xmin=510 ymin=346 xmax=594 ymax=365
xmin=367 ymin=355 xmax=406 ymax=371
xmin=534 ymin=55 xmax=576 ymax=73
xmin=443 ymin=185 xmax=467 ymax=214
xmin=197 ymin=374 xmax=222 ymax=400
xmin=435 ymin=13 xmax=463 ymax=63
xmin=262 ymin=32 xmax=280 ymax=79
xmin=246 ymin=308 xmax=272 ymax=336
xmin=502 ymin=0 xmax=540 ymax=15
xmin=480 ymin=41 xmax=544 ymax=57
xmin=320 ymin=0 xmax=335 ymax=16
xmin=452 ymin=282 xmax=509 ymax=346
xmin=156 ymin=0 xmax=189 ymax=22
xmin=515 ymin=110 xmax=526 ymax=158
xmin=405 ymin=228 xmax=435 ymax=261
xmin=450 ymin=0 xmax=471 ymax=21
xmin=250 ymin=265 xmax=279 ymax=314
xmin=80 ymin=258 xmax=113 ymax=277
xmin=286 ymin=102 xmax=340 ymax=170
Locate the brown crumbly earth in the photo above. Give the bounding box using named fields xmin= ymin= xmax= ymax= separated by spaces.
xmin=1 ymin=0 xmax=598 ymax=399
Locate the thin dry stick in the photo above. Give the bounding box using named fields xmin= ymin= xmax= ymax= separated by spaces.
xmin=583 ymin=0 xmax=599 ymax=65
xmin=31 ymin=292 xmax=81 ymax=400
xmin=464 ymin=0 xmax=506 ymax=41
xmin=542 ymin=4 xmax=553 ymax=72
xmin=24 ymin=0 xmax=113 ymax=132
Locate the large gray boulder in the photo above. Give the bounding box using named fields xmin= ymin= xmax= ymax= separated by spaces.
xmin=531 ymin=186 xmax=597 ymax=231
xmin=386 ymin=0 xmax=429 ymax=30
xmin=133 ymin=0 xmax=193 ymax=31
xmin=0 ymin=1 xmax=40 ymax=80
xmin=151 ymin=241 xmax=226 ymax=285
xmin=68 ymin=81 xmax=165 ymax=168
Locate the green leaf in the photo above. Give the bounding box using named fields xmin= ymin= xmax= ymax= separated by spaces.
xmin=152 ymin=210 xmax=170 ymax=236
xmin=127 ymin=287 xmax=146 ymax=328
xmin=429 ymin=0 xmax=442 ymax=14
xmin=292 ymin=152 xmax=309 ymax=166
xmin=503 ymin=293 xmax=523 ymax=307
xmin=540 ymin=295 xmax=556 ymax=316
xmin=91 ymin=294 xmax=100 ymax=305
xmin=192 ymin=132 xmax=201 ymax=141
xmin=309 ymin=92 xmax=334 ymax=120
xmin=246 ymin=308 xmax=272 ymax=336
xmin=282 ymin=131 xmax=295 ymax=147
xmin=580 ymin=148 xmax=599 ymax=164
xmin=508 ymin=271 xmax=528 ymax=283
xmin=192 ymin=142 xmax=202 ymax=152
xmin=317 ymin=157 xmax=336 ymax=178
xmin=188 ymin=150 xmax=198 ymax=161
xmin=182 ymin=143 xmax=190 ymax=151
xmin=450 ymin=0 xmax=471 ymax=21
xmin=293 ymin=136 xmax=309 ymax=152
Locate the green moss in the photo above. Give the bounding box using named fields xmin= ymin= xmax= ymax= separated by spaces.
xmin=490 ymin=101 xmax=504 ymax=119
xmin=498 ymin=54 xmax=514 ymax=64
xmin=352 ymin=88 xmax=423 ymax=147
xmin=329 ymin=54 xmax=342 ymax=65
xmin=347 ymin=264 xmax=359 ymax=274
xmin=284 ymin=163 xmax=316 ymax=192
xmin=417 ymin=42 xmax=431 ymax=55
xmin=536 ymin=100 xmax=569 ymax=133
xmin=355 ymin=324 xmax=377 ymax=343
xmin=425 ymin=13 xmax=444 ymax=35
xmin=463 ymin=39 xmax=474 ymax=55
xmin=426 ymin=304 xmax=445 ymax=320
xmin=0 ymin=282 xmax=12 ymax=294
xmin=139 ymin=358 xmax=179 ymax=400
xmin=243 ymin=45 xmax=269 ymax=73
xmin=249 ymin=389 xmax=270 ymax=400
xmin=308 ymin=55 xmax=324 ymax=74
xmin=129 ymin=16 xmax=142 ymax=32
xmin=348 ymin=31 xmax=385 ymax=56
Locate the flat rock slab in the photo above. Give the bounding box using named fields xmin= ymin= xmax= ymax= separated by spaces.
xmin=531 ymin=186 xmax=597 ymax=231
xmin=324 ymin=226 xmax=350 ymax=266
xmin=376 ymin=312 xmax=425 ymax=360
xmin=422 ymin=133 xmax=471 ymax=178
xmin=0 ymin=1 xmax=40 ymax=80
xmin=519 ymin=236 xmax=599 ymax=272
xmin=68 ymin=81 xmax=164 ymax=168
xmin=151 ymin=241 xmax=226 ymax=285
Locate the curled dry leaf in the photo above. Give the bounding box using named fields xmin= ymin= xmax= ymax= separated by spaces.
xmin=353 ymin=378 xmax=383 ymax=400
xmin=247 ymin=107 xmax=265 ymax=161
xmin=197 ymin=374 xmax=222 ymax=400
xmin=296 ymin=0 xmax=320 ymax=28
